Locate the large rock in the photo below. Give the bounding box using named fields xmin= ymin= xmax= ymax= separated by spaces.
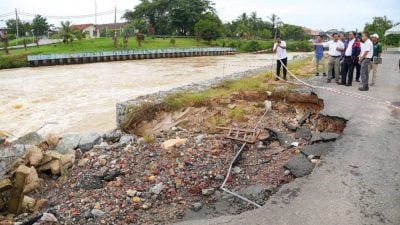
xmin=310 ymin=132 xmax=340 ymax=143
xmin=44 ymin=133 xmax=60 ymax=150
xmin=78 ymin=133 xmax=102 ymax=152
xmin=284 ymin=154 xmax=315 ymax=178
xmin=76 ymin=175 xmax=103 ymax=190
xmin=295 ymin=127 xmax=312 ymax=140
xmin=102 ymin=130 xmax=122 ymax=143
xmin=55 ymin=133 xmax=81 ymax=154
xmin=13 ymin=132 xmax=43 ymax=146
xmin=38 ymin=151 xmax=75 ymax=175
xmin=119 ymin=134 xmax=135 ymax=147
xmin=24 ymin=145 xmax=44 ymax=166
xmin=0 ymin=144 xmax=26 ymax=178
xmin=301 ymin=143 xmax=334 ymax=158
xmin=161 ymin=138 xmax=187 ymax=150
xmin=16 ymin=165 xmax=40 ymax=193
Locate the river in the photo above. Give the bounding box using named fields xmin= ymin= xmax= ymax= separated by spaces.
xmin=0 ymin=53 xmax=308 ymax=137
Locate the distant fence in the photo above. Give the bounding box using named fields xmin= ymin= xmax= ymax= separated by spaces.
xmin=26 ymin=47 xmax=237 ymax=67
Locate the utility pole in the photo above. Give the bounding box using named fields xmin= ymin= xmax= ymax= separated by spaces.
xmin=94 ymin=0 xmax=97 ymax=38
xmin=15 ymin=8 xmax=19 ymax=45
xmin=114 ymin=6 xmax=117 ymax=39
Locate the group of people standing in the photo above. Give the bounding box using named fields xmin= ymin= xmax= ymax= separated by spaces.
xmin=313 ymin=31 xmax=382 ymax=91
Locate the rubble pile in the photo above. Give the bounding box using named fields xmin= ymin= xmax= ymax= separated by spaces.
xmin=0 ymin=91 xmax=346 ymax=225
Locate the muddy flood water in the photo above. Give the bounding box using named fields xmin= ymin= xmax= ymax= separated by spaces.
xmin=0 ymin=53 xmax=308 ymax=137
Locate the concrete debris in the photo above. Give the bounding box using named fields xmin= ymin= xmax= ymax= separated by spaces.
xmin=284 ymin=154 xmax=315 ymax=178
xmin=311 ymin=132 xmax=340 ymax=143
xmin=76 ymin=175 xmax=103 ymax=190
xmin=297 ymin=111 xmax=311 ymax=126
xmin=295 ymin=127 xmax=312 ymax=140
xmin=301 ymin=143 xmax=334 ymax=158
xmin=150 ymin=183 xmax=164 ymax=195
xmin=40 ymin=212 xmax=58 ymax=222
xmin=201 ymin=188 xmax=215 ymax=196
xmin=161 ymin=138 xmax=187 ymax=150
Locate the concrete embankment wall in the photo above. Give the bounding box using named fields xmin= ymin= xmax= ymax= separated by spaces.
xmin=26 ymin=47 xmax=236 ymax=67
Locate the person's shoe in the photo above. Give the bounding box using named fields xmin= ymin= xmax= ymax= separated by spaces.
xmin=316 ymin=73 xmax=320 ymax=76
xmin=370 ymin=82 xmax=375 ymax=86
xmin=275 ymin=78 xmax=280 ymax=81
xmin=338 ymin=83 xmax=346 ymax=85
xmin=355 ymin=79 xmax=360 ymax=82
xmin=345 ymin=84 xmax=352 ymax=87
xmin=323 ymin=73 xmax=327 ymax=76
xmin=327 ymin=79 xmax=331 ymax=83
xmin=358 ymin=86 xmax=369 ymax=91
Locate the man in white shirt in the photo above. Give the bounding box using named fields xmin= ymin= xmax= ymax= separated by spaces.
xmin=358 ymin=32 xmax=374 ymax=91
xmin=314 ymin=33 xmax=344 ymax=83
xmin=273 ymin=36 xmax=288 ymax=81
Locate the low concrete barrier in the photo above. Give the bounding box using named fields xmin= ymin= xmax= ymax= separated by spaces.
xmin=27 ymin=48 xmax=237 ymax=67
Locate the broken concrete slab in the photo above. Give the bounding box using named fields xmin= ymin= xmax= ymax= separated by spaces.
xmin=44 ymin=133 xmax=60 ymax=150
xmin=263 ymin=128 xmax=294 ymax=149
xmin=295 ymin=127 xmax=312 ymax=140
xmin=310 ymin=132 xmax=340 ymax=143
xmin=301 ymin=143 xmax=334 ymax=158
xmin=78 ymin=133 xmax=102 ymax=152
xmin=55 ymin=133 xmax=81 ymax=154
xmin=283 ymin=121 xmax=297 ymax=131
xmin=284 ymin=154 xmax=315 ymax=178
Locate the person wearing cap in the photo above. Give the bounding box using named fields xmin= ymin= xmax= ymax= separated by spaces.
xmin=273 ymin=36 xmax=288 ymax=81
xmin=369 ymin=33 xmax=382 ymax=86
xmin=314 ymin=33 xmax=345 ymax=83
xmin=358 ymin=32 xmax=374 ymax=91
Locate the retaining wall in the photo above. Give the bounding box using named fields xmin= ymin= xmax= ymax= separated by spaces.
xmin=27 ymin=48 xmax=236 ymax=67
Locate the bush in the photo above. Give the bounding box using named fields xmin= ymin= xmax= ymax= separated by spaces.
xmin=243 ymin=41 xmax=262 ymax=52
xmin=0 ymin=54 xmax=28 ymax=69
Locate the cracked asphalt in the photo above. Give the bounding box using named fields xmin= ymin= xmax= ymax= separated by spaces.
xmin=177 ymin=50 xmax=400 ymax=225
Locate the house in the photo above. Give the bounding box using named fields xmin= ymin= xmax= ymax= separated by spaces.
xmin=302 ymin=27 xmax=321 ymax=37
xmin=96 ymin=23 xmax=129 ymax=37
xmin=72 ymin=24 xmax=100 ymax=39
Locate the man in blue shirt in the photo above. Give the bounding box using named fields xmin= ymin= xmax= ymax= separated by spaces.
xmin=313 ymin=35 xmax=326 ymax=76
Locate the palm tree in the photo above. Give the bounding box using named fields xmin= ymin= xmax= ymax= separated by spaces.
xmin=59 ymin=21 xmax=77 ymax=44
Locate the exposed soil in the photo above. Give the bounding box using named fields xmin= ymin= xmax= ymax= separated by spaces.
xmin=7 ymin=89 xmax=347 ymax=225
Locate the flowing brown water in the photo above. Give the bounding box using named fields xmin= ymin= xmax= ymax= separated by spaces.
xmin=0 ymin=53 xmax=308 ymax=137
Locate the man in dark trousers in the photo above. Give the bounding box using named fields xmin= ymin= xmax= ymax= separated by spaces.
xmin=273 ymin=36 xmax=288 ymax=81
xmin=354 ymin=35 xmax=362 ymax=82
xmin=340 ymin=31 xmax=360 ymax=86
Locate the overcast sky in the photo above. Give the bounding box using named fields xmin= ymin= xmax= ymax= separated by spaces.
xmin=0 ymin=0 xmax=399 ymax=31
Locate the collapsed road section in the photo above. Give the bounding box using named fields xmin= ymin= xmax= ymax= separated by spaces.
xmin=0 ymin=71 xmax=347 ymax=224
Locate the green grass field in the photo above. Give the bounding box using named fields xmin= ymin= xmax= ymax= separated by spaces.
xmin=0 ymin=37 xmax=209 ymax=56
xmin=0 ymin=37 xmax=35 ymax=48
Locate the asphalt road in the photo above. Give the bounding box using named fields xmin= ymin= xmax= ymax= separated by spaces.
xmin=178 ymin=50 xmax=400 ymax=225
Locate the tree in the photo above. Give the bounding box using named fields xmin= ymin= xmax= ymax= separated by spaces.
xmin=32 ymin=15 xmax=49 ymax=36
xmin=123 ymin=0 xmax=216 ymax=35
xmin=280 ymin=24 xmax=307 ymax=40
xmin=194 ymin=13 xmax=222 ymax=44
xmin=58 ymin=21 xmax=81 ymax=44
xmin=5 ymin=19 xmax=31 ymax=37
xmin=364 ymin=16 xmax=393 ymax=40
